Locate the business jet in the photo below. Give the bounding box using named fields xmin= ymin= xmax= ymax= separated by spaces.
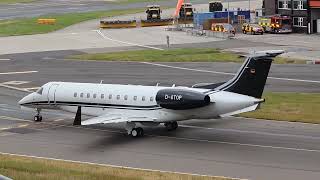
xmin=18 ymin=50 xmax=283 ymax=137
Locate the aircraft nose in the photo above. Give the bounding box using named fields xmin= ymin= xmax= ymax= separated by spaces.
xmin=18 ymin=93 xmax=34 ymax=106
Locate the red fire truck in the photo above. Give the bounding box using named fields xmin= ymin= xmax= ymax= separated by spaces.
xmin=258 ymin=15 xmax=292 ymax=33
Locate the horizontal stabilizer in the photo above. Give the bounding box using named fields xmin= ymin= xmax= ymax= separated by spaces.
xmin=220 ymin=104 xmax=259 ymax=117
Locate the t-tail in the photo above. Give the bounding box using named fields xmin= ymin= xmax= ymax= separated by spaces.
xmin=196 ymin=50 xmax=284 ymax=98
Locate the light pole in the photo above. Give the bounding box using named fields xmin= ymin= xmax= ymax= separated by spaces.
xmin=248 ymin=0 xmax=251 ymax=23
xmin=227 ymin=0 xmax=230 ymax=24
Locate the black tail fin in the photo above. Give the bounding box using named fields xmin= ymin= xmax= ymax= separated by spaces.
xmin=216 ymin=51 xmax=283 ymax=98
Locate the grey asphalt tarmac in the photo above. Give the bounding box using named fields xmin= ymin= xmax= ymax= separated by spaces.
xmin=0 ymin=50 xmax=319 ymax=93
xmin=0 ymin=49 xmax=320 ymax=180
xmin=0 ymin=0 xmax=210 ymax=20
xmin=0 ymin=87 xmax=320 ymax=180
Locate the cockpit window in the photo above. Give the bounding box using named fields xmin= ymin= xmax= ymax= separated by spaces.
xmin=36 ymin=87 xmax=43 ymax=95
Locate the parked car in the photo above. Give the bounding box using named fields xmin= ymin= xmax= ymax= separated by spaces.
xmin=242 ymin=23 xmax=264 ymax=35
xmin=212 ymin=23 xmax=236 ymax=35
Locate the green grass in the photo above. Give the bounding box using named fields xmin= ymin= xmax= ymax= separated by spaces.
xmin=274 ymin=57 xmax=308 ymax=64
xmin=0 ymin=154 xmax=230 ymax=180
xmin=70 ymin=48 xmax=244 ymax=62
xmin=115 ymin=0 xmax=167 ymax=4
xmin=70 ymin=49 xmax=310 ymax=64
xmin=0 ymin=8 xmax=144 ymax=36
xmin=241 ymin=92 xmax=320 ymax=124
xmin=0 ymin=0 xmax=37 ymax=4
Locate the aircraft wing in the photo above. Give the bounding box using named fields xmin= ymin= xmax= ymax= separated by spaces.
xmin=81 ymin=114 xmax=156 ymax=126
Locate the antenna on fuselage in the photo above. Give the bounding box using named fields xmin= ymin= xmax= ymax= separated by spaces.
xmin=156 ymin=83 xmax=159 ymax=86
xmin=172 ymin=84 xmax=176 ymax=87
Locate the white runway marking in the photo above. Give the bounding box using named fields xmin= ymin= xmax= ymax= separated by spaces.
xmin=180 ymin=125 xmax=320 ymax=140
xmin=95 ymin=29 xmax=165 ymax=51
xmin=0 ymin=116 xmax=31 ymax=122
xmin=2 ymin=81 xmax=30 ymax=85
xmin=0 ymin=84 xmax=32 ymax=92
xmin=0 ymin=59 xmax=10 ymax=61
xmin=0 ymin=152 xmax=240 ymax=180
xmin=142 ymin=62 xmax=320 ymax=84
xmin=23 ymin=87 xmax=40 ymax=91
xmin=0 ymin=71 xmax=37 ymax=75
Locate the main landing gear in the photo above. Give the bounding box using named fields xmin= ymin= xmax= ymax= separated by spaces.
xmin=126 ymin=122 xmax=144 ymax=138
xmin=164 ymin=121 xmax=178 ymax=131
xmin=34 ymin=108 xmax=42 ymax=122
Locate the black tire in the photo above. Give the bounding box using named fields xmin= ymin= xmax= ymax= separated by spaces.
xmin=261 ymin=32 xmax=264 ymax=35
xmin=165 ymin=122 xmax=178 ymax=131
xmin=137 ymin=127 xmax=144 ymax=137
xmin=164 ymin=122 xmax=173 ymax=131
xmin=34 ymin=115 xmax=42 ymax=122
xmin=172 ymin=122 xmax=178 ymax=130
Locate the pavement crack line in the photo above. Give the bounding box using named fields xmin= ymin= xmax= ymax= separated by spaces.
xmin=141 ymin=62 xmax=320 ymax=84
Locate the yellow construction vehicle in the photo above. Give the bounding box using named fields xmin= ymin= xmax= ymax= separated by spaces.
xmin=146 ymin=5 xmax=161 ymax=20
xmin=179 ymin=3 xmax=193 ymax=19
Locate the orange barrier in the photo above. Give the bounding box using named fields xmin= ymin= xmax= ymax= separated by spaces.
xmin=37 ymin=19 xmax=56 ymax=25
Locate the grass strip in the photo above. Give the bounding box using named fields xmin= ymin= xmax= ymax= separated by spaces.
xmin=70 ymin=48 xmax=244 ymax=62
xmin=0 ymin=8 xmax=144 ymax=36
xmin=70 ymin=48 xmax=309 ymax=64
xmin=241 ymin=92 xmax=320 ymax=124
xmin=274 ymin=57 xmax=308 ymax=64
xmin=0 ymin=154 xmax=231 ymax=180
xmin=116 ymin=0 xmax=167 ymax=3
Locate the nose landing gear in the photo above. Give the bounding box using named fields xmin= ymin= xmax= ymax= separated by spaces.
xmin=34 ymin=108 xmax=42 ymax=122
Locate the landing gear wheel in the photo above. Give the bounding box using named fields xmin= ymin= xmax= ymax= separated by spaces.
xmin=137 ymin=127 xmax=144 ymax=137
xmin=131 ymin=127 xmax=144 ymax=137
xmin=172 ymin=121 xmax=178 ymax=130
xmin=34 ymin=115 xmax=42 ymax=122
xmin=165 ymin=122 xmax=178 ymax=131
xmin=34 ymin=108 xmax=42 ymax=122
xmin=131 ymin=128 xmax=138 ymax=137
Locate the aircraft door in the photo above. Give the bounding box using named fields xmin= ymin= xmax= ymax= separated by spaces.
xmin=47 ymin=84 xmax=59 ymax=104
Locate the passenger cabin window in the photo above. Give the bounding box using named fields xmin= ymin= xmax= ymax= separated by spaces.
xmin=109 ymin=94 xmax=112 ymax=99
xmin=117 ymin=95 xmax=120 ymax=100
xmin=101 ymin=94 xmax=105 ymax=99
xmin=80 ymin=93 xmax=84 ymax=98
xmin=124 ymin=95 xmax=128 ymax=100
xmin=36 ymin=87 xmax=43 ymax=95
xmin=74 ymin=92 xmax=77 ymax=97
xmin=93 ymin=94 xmax=97 ymax=99
xmin=142 ymin=96 xmax=145 ymax=101
xmin=133 ymin=96 xmax=137 ymax=101
xmin=150 ymin=97 xmax=154 ymax=102
xmin=87 ymin=93 xmax=90 ymax=98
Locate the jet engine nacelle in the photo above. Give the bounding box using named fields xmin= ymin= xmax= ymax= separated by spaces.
xmin=156 ymin=89 xmax=211 ymax=110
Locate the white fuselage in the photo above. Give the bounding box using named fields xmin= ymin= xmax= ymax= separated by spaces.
xmin=19 ymin=82 xmax=260 ymax=122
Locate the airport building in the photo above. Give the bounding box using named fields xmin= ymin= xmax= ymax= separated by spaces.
xmin=262 ymin=0 xmax=320 ymax=33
